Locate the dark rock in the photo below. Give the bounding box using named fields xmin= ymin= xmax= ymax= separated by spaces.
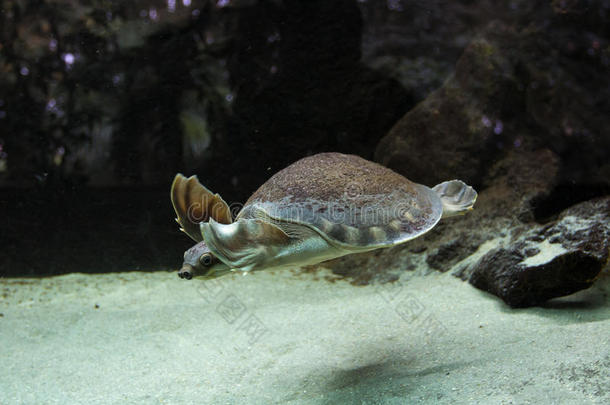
xmin=426 ymin=238 xmax=480 ymax=272
xmin=483 ymin=148 xmax=561 ymax=222
xmin=374 ymin=37 xmax=519 ymax=187
xmin=441 ymin=148 xmax=560 ymax=281
xmin=303 ymin=245 xmax=410 ymax=286
xmin=357 ymin=1 xmax=520 ymax=102
xmin=469 ymin=197 xmax=610 ymax=307
xmin=375 ymin=11 xmax=610 ymax=199
xmin=365 ymin=5 xmax=609 ymax=288
xmin=523 ymin=247 xmax=540 ymax=257
xmin=408 ymin=245 xmax=427 ymax=254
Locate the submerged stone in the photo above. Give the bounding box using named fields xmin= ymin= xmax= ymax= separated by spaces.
xmin=469 ymin=197 xmax=610 ymax=307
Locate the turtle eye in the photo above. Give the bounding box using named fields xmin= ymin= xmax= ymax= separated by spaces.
xmin=199 ymin=253 xmax=213 ymax=267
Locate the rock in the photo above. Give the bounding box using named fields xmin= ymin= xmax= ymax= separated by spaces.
xmin=368 ymin=8 xmax=609 ymax=292
xmin=357 ymin=1 xmax=522 ymax=102
xmin=421 ymin=148 xmax=560 ymax=279
xmin=375 ymin=9 xmax=610 ymax=193
xmin=481 ymin=148 xmax=561 ymax=222
xmin=468 ymin=197 xmax=610 ymax=307
xmin=374 ymin=36 xmax=519 ymax=187
xmin=303 ymin=246 xmax=408 ymax=286
xmin=426 ymin=237 xmax=480 ymax=272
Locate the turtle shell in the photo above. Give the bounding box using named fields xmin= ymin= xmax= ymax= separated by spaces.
xmin=238 ymin=153 xmax=443 ymax=249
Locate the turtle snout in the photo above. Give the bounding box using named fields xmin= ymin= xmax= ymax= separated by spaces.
xmin=178 ymin=265 xmax=193 ymax=280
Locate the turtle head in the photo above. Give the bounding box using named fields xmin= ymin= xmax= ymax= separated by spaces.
xmin=178 ymin=241 xmax=231 ymax=280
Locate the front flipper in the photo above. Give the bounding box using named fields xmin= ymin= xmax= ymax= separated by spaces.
xmin=171 ymin=174 xmax=232 ymax=242
xmin=201 ymin=218 xmax=292 ymax=272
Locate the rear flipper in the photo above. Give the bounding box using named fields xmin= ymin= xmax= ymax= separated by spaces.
xmin=432 ymin=180 xmax=477 ymax=218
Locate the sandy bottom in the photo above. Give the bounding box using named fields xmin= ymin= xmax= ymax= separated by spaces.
xmin=1 ymin=268 xmax=608 ymax=404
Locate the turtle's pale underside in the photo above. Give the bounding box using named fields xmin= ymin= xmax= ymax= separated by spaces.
xmin=171 ymin=152 xmax=477 ymax=280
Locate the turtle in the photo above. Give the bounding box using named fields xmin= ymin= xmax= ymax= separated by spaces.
xmin=171 ymin=152 xmax=477 ymax=280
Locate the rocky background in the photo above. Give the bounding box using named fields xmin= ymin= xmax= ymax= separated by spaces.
xmin=1 ymin=0 xmax=608 ymax=307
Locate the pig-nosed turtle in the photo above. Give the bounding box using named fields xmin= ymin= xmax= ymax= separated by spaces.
xmin=171 ymin=152 xmax=477 ymax=280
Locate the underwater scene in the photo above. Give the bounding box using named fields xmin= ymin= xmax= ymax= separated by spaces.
xmin=1 ymin=0 xmax=609 ymax=404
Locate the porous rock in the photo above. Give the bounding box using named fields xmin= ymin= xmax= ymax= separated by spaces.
xmin=469 ymin=197 xmax=610 ymax=307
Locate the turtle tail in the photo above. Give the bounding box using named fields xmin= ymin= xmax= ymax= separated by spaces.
xmin=432 ymin=180 xmax=477 ymax=218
